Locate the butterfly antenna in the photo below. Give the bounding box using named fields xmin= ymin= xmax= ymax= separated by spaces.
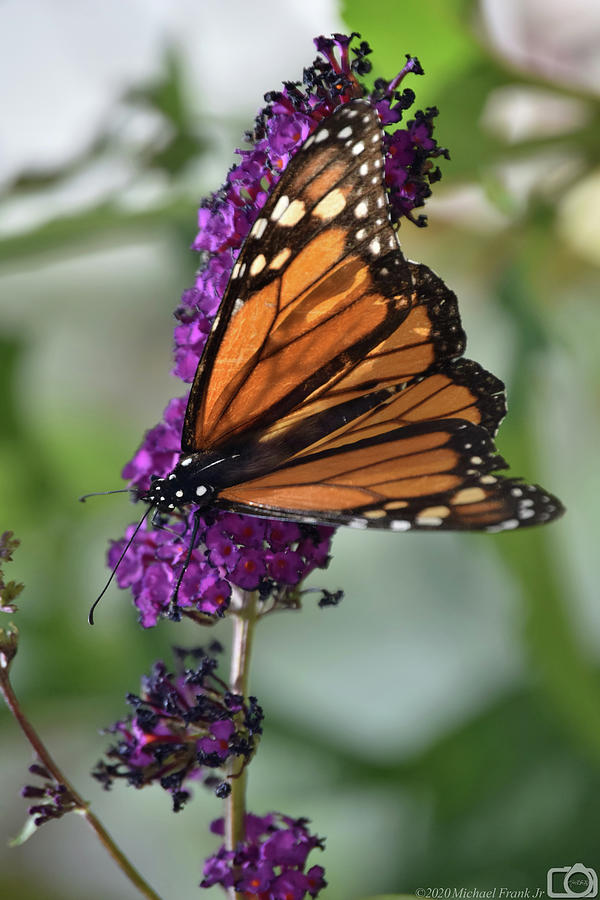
xmin=167 ymin=507 xmax=202 ymax=621
xmin=88 ymin=505 xmax=153 ymax=625
xmin=79 ymin=489 xmax=132 ymax=502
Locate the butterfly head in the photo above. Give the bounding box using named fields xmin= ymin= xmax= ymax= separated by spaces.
xmin=142 ymin=456 xmax=216 ymax=513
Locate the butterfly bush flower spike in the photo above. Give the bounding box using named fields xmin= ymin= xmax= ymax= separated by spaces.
xmin=114 ymin=33 xmax=447 ymax=623
xmin=92 ymin=647 xmax=263 ymax=811
xmin=201 ymin=813 xmax=326 ymax=897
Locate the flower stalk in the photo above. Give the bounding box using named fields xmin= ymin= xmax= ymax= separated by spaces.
xmin=0 ymin=660 xmax=162 ymax=900
xmin=226 ymin=589 xmax=259 ymax=856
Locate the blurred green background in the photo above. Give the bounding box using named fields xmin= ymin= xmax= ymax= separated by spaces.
xmin=1 ymin=1 xmax=599 ymax=898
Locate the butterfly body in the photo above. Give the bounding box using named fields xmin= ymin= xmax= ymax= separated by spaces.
xmin=141 ymin=98 xmax=563 ymax=535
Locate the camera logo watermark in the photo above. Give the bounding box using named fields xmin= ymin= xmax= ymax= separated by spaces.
xmin=415 ymin=865 xmax=598 ymax=900
xmin=547 ymin=864 xmax=598 ymax=898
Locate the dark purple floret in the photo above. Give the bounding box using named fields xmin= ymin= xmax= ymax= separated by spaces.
xmin=92 ymin=649 xmax=262 ymax=810
xmin=200 ymin=812 xmax=326 ymax=897
xmin=113 ymin=33 xmax=447 ymax=622
xmin=21 ymin=765 xmax=79 ymax=827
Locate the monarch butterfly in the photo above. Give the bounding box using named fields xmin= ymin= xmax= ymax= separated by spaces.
xmin=140 ymin=98 xmax=563 ymax=543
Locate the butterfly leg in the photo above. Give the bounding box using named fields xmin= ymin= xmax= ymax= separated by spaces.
xmin=167 ymin=506 xmax=203 ymax=620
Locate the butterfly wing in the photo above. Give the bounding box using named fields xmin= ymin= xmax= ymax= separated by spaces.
xmin=182 ymin=99 xmax=415 ymax=453
xmin=254 ymin=261 xmax=502 ymax=445
xmin=215 ymin=414 xmax=563 ymax=532
xmin=177 ymin=98 xmax=563 ymax=532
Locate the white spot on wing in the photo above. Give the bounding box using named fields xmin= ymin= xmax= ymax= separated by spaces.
xmin=486 ymin=518 xmax=519 ymax=533
xmin=337 ymin=125 xmax=353 ymax=139
xmin=315 ymin=128 xmax=329 ymax=143
xmin=278 ymin=199 xmax=305 ymax=227
xmin=270 ymin=195 xmax=290 ymax=222
xmin=269 ymin=247 xmax=291 ymax=270
xmin=354 ymin=200 xmax=368 ymax=218
xmin=313 ymin=188 xmax=347 ymax=220
xmin=416 ymin=516 xmax=443 ymax=527
xmin=249 ymin=254 xmax=266 ymax=276
xmin=352 ymin=140 xmax=365 ymax=156
xmin=250 ymin=217 xmax=267 ymax=239
xmin=349 ymin=518 xmax=368 ymax=529
xmin=391 ymin=520 xmax=411 ymax=532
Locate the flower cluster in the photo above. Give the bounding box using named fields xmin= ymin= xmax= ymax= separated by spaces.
xmin=112 ymin=31 xmax=446 ymax=620
xmin=108 ymin=509 xmax=333 ymax=627
xmin=201 ymin=813 xmax=326 ymax=898
xmin=92 ymin=647 xmax=263 ymax=811
xmin=0 ymin=530 xmax=24 ymax=615
xmin=21 ymin=764 xmax=79 ymax=827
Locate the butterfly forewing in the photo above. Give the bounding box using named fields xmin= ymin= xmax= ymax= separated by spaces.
xmin=183 ymin=100 xmax=415 ymax=453
xmin=252 ymin=259 xmax=473 ymax=444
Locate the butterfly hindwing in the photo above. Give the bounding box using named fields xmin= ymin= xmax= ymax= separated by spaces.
xmin=216 ymin=418 xmax=562 ymax=532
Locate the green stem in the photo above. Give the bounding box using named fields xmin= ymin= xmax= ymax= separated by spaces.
xmin=225 ymin=589 xmax=258 ymax=896
xmin=0 ymin=667 xmax=163 ymax=900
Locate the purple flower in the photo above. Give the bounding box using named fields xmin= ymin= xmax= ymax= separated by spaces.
xmin=172 ymin=316 xmax=212 ymax=383
xmin=271 ymin=870 xmax=312 ymax=900
xmin=221 ymin=514 xmax=266 ymax=548
xmin=200 ymin=812 xmax=326 ymax=897
xmin=121 ymin=396 xmax=185 ymax=493
xmin=230 ymin=548 xmax=267 ymax=590
xmin=237 ymin=863 xmax=273 ymax=893
xmin=21 ymin=764 xmax=78 ymax=828
xmin=112 ymin=33 xmax=447 ymax=622
xmin=267 ymin=550 xmax=304 ymax=585
xmin=109 ymin=509 xmax=335 ymax=626
xmin=196 ymin=569 xmax=233 ymax=616
xmin=198 ymin=720 xmax=235 ymax=760
xmin=200 ymin=847 xmax=235 ymax=888
xmin=205 ymin=524 xmax=240 ymax=569
xmin=93 ymin=649 xmax=263 ymax=811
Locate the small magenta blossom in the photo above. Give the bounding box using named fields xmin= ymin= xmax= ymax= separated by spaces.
xmin=92 ymin=648 xmax=263 ymax=811
xmin=112 ymin=32 xmax=447 ymax=624
xmin=200 ymin=813 xmax=326 ymax=898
